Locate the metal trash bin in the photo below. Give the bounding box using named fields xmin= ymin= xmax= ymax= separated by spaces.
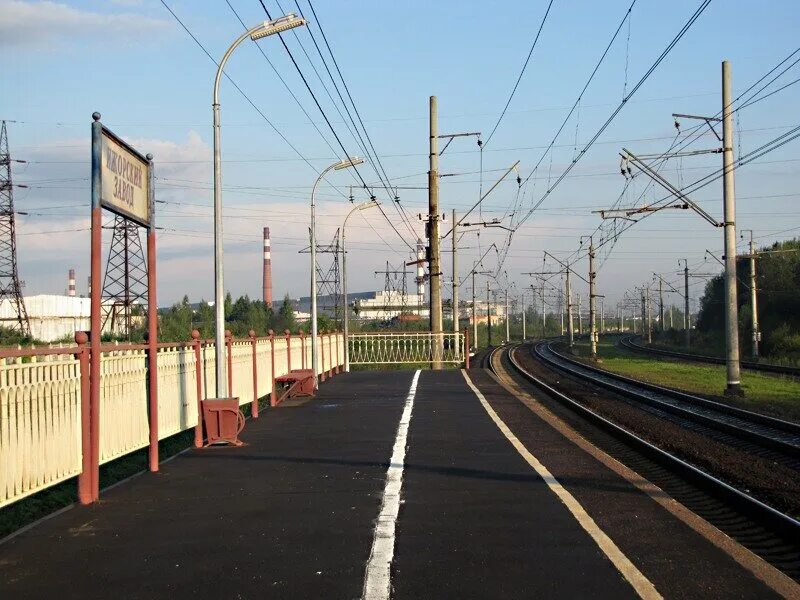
xmin=201 ymin=398 xmax=245 ymax=446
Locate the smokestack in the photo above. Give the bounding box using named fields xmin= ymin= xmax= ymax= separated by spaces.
xmin=262 ymin=227 xmax=273 ymax=305
xmin=68 ymin=268 xmax=76 ymax=297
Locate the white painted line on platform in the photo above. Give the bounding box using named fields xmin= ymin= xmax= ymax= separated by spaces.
xmin=362 ymin=369 xmax=421 ymax=600
xmin=461 ymin=369 xmax=663 ymax=600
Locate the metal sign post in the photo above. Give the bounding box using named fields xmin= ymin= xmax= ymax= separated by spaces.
xmin=89 ymin=113 xmax=158 ymax=501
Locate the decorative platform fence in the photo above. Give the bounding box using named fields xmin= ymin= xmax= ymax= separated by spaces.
xmin=348 ymin=332 xmax=468 ymax=365
xmin=0 ymin=330 xmax=344 ymax=509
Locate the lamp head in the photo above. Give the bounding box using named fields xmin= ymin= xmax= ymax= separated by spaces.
xmin=334 ymin=156 xmax=365 ymax=170
xmin=250 ymin=13 xmax=306 ymax=40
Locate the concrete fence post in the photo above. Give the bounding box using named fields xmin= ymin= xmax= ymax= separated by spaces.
xmin=249 ymin=330 xmax=258 ymax=419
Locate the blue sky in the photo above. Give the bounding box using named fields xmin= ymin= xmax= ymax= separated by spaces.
xmin=2 ymin=0 xmax=799 ymax=314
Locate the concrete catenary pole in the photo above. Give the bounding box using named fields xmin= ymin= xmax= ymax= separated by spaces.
xmin=566 ymin=267 xmax=574 ymax=348
xmin=646 ymin=286 xmax=652 ymax=344
xmin=486 ymin=280 xmax=492 ymax=346
xmin=452 ymin=209 xmax=459 ymax=334
xmin=521 ymin=292 xmax=527 ymax=340
xmin=618 ymin=305 xmax=623 ymax=333
xmin=600 ymin=297 xmax=605 ymax=335
xmin=658 ymin=277 xmax=664 ymax=333
xmin=541 ymin=286 xmax=546 ymax=337
xmin=721 ymin=61 xmax=742 ymax=393
xmin=428 ymin=96 xmax=443 ymax=369
xmin=472 ymin=269 xmax=478 ymax=348
xmin=578 ymin=294 xmax=583 ymax=336
xmin=746 ymin=230 xmax=759 ymax=359
xmin=588 ymin=238 xmax=597 ymax=358
xmin=682 ymin=258 xmax=690 ymax=347
xmin=505 ymin=288 xmax=510 ymax=343
xmin=640 ymin=289 xmax=646 ymax=342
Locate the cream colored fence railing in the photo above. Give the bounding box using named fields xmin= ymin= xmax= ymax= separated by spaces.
xmin=0 ymin=353 xmax=82 ymax=509
xmin=348 ymin=332 xmax=466 ymax=365
xmin=0 ymin=332 xmax=344 ymax=509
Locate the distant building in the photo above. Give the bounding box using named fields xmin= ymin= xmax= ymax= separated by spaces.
xmin=354 ymin=290 xmax=429 ymax=320
xmin=0 ymin=295 xmax=116 ymax=342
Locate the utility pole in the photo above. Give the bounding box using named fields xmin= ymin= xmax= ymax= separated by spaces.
xmin=486 ymin=279 xmax=492 ymax=347
xmin=600 ymin=297 xmax=605 ymax=334
xmin=472 ymin=270 xmax=477 ymax=348
xmin=566 ymin=268 xmax=573 ymax=347
xmin=560 ymin=289 xmax=564 ymax=335
xmin=505 ymin=288 xmax=510 ymax=343
xmin=743 ymin=229 xmax=759 ymax=359
xmin=541 ymin=286 xmax=546 ymax=337
xmin=452 ymin=208 xmax=459 ymax=335
xmin=521 ymin=292 xmax=526 ymax=340
xmin=428 ymin=95 xmax=443 ymax=369
xmin=584 ymin=236 xmax=597 ymax=358
xmin=646 ymin=286 xmax=652 ymax=344
xmin=721 ymin=61 xmax=742 ymax=393
xmin=658 ymin=277 xmax=664 ymax=333
xmin=681 ymin=258 xmax=690 ymax=347
xmin=577 ymin=294 xmax=583 ymax=335
xmin=640 ymin=288 xmax=647 ymax=342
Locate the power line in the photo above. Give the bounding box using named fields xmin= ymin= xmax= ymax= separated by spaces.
xmin=483 ymin=0 xmax=555 ymax=148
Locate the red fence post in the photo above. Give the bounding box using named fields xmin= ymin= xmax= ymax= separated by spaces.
xmin=320 ymin=330 xmax=326 ymax=382
xmin=299 ymin=330 xmax=306 ymax=370
xmin=192 ymin=330 xmax=204 ymax=447
xmin=225 ymin=330 xmax=233 ymax=397
xmin=269 ymin=330 xmax=277 ymax=407
xmin=146 ymin=332 xmax=159 ymax=473
xmin=249 ymin=330 xmax=259 ymax=418
xmin=75 ymin=332 xmax=93 ymax=505
xmin=285 ymin=329 xmax=292 ymax=373
xmin=146 ymin=218 xmax=159 ymax=472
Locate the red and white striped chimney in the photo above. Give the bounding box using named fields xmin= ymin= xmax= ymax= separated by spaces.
xmin=262 ymin=227 xmax=273 ymax=305
xmin=68 ymin=268 xmax=76 ymax=297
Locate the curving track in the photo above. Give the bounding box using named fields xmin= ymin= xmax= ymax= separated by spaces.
xmin=493 ymin=342 xmax=800 ymax=580
xmin=620 ymin=334 xmax=800 ymax=377
xmin=535 ymin=340 xmax=800 ymax=465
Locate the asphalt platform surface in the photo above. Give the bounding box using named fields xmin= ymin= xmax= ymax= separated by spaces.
xmin=0 ymin=368 xmax=784 ymax=598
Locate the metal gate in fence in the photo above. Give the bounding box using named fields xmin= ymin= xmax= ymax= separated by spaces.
xmin=348 ymin=332 xmax=466 ymax=365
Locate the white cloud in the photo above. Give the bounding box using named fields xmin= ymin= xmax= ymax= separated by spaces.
xmin=0 ymin=0 xmax=169 ymax=48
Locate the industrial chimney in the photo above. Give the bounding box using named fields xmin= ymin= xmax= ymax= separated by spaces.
xmin=68 ymin=268 xmax=76 ymax=297
xmin=262 ymin=227 xmax=273 ymax=305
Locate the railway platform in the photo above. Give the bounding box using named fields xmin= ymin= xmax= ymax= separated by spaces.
xmin=0 ymin=367 xmax=794 ymax=598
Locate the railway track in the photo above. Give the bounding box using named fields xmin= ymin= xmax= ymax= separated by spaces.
xmin=535 ymin=340 xmax=800 ymax=465
xmin=620 ymin=334 xmax=800 ymax=377
xmin=492 ymin=342 xmax=800 ymax=580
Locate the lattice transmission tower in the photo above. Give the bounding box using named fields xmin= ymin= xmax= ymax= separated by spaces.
xmin=100 ymin=215 xmax=148 ymax=338
xmin=0 ymin=121 xmax=30 ymax=335
xmin=301 ymin=228 xmax=342 ymax=327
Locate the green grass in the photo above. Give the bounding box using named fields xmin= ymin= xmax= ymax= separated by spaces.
xmin=570 ymin=339 xmax=800 ymax=421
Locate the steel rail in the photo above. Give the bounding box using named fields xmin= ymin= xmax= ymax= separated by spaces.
xmin=498 ymin=343 xmax=800 ymax=544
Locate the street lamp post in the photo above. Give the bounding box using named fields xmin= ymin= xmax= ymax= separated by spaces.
xmin=342 ymin=198 xmax=378 ymax=371
xmin=311 ymin=157 xmax=364 ymax=386
xmin=211 ymin=13 xmax=305 ymax=398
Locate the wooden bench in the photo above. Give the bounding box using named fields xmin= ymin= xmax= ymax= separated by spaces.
xmin=274 ymin=369 xmax=316 ymax=405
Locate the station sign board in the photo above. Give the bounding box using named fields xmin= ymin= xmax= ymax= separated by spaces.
xmin=99 ymin=127 xmax=151 ymax=227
